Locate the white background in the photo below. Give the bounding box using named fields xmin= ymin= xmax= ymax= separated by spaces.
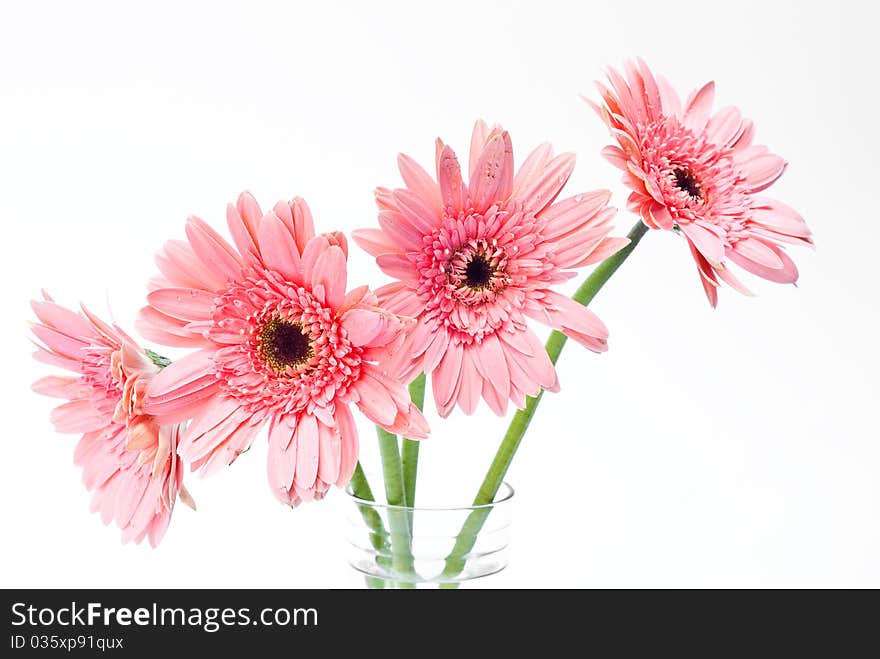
xmin=2 ymin=0 xmax=878 ymax=588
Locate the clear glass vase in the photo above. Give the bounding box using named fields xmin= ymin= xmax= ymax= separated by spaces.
xmin=345 ymin=483 xmax=514 ymax=589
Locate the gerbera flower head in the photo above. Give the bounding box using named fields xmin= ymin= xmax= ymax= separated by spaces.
xmin=353 ymin=120 xmax=629 ymax=417
xmin=138 ymin=193 xmax=428 ymax=506
xmin=588 ymin=59 xmax=813 ymax=306
xmin=30 ymin=293 xmax=193 ymax=547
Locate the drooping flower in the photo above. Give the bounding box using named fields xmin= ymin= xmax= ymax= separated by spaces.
xmin=587 ymin=60 xmax=813 ymax=306
xmin=353 ymin=120 xmax=628 ymax=417
xmin=138 ymin=193 xmax=428 ymax=506
xmin=30 ymin=293 xmax=193 ymax=547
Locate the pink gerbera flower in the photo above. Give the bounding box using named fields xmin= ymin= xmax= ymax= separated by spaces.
xmin=588 ymin=60 xmax=813 ymax=306
xmin=138 ymin=193 xmax=428 ymax=506
xmin=353 ymin=121 xmax=628 ymax=417
xmin=30 ymin=293 xmax=193 ymax=547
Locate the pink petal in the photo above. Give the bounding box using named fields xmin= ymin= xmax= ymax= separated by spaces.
xmin=421 ymin=327 xmax=451 ymax=374
xmin=341 ymin=307 xmax=385 ymax=346
xmin=512 ymin=143 xmax=553 ymax=198
xmin=317 ymin=419 xmax=341 ymax=485
xmin=80 ymin=304 xmax=129 ymax=345
xmin=397 ymin=153 xmax=442 ymax=216
xmin=188 ymin=411 xmax=259 ymax=469
xmin=605 ymin=66 xmax=640 ymax=120
xmin=30 ymin=299 xmax=93 ymax=338
xmin=136 ymin=307 xmax=207 ymax=348
xmin=706 ymin=106 xmax=744 ymax=148
xmin=325 ymin=232 xmax=349 ymax=259
xmin=257 ymin=212 xmax=302 ymax=283
xmin=31 ymin=346 xmax=80 ymax=371
xmin=51 ymin=400 xmax=108 ymax=433
xmin=715 ymin=263 xmax=754 ymax=297
xmin=601 ymin=145 xmax=629 ymax=170
xmin=646 ymin=202 xmax=674 ymax=230
xmin=739 ymin=153 xmax=787 ymax=193
xmin=522 ymin=330 xmax=559 ymax=393
xmin=185 ymin=216 xmax=243 ymax=284
xmin=550 ymin=208 xmax=621 ymax=268
xmin=539 ymin=190 xmax=614 ymax=240
xmin=294 ymin=414 xmax=319 ymax=491
xmin=469 ymin=131 xmax=514 ymax=213
xmin=267 ymin=413 xmax=297 ymax=501
xmin=517 ymin=153 xmax=575 ymax=214
xmin=32 ymin=375 xmax=81 ymax=398
xmin=382 ymin=318 xmax=435 ymax=380
xmin=148 ymin=349 xmax=215 ymax=398
xmin=436 ymin=142 xmax=464 ymax=212
xmin=532 ymin=290 xmax=609 ymax=352
xmin=226 ymin=192 xmax=262 ymax=264
xmin=680 ymin=222 xmax=725 ymax=265
xmin=635 ymin=58 xmax=663 ymax=119
xmin=145 ymin=350 xmax=218 ymax=422
xmin=401 ymin=404 xmax=429 ymax=440
xmin=312 ymin=245 xmax=347 ymax=311
xmin=683 ymin=81 xmax=715 ymax=131
xmin=147 ymin=288 xmax=216 ymax=322
xmin=157 ymin=239 xmax=225 ymax=291
xmin=30 ymin=324 xmax=88 ymax=358
xmin=148 ymin=371 xmax=217 ymax=407
xmin=273 ymin=199 xmax=294 ymax=229
xmin=374 ymin=281 xmax=424 ymax=316
xmin=378 ymin=210 xmax=424 ymax=251
xmin=731 ymin=119 xmax=756 ymax=152
xmin=468 ymin=119 xmax=491 ymax=178
xmin=291 ymin=197 xmax=316 ymax=254
xmin=341 ymin=306 xmax=401 ymax=348
xmin=432 ymin=340 xmax=463 ymax=417
xmin=656 ymin=73 xmax=683 ymax=117
xmin=300 ymin=234 xmax=330 ymax=282
xmin=354 ymin=371 xmax=397 ymax=426
xmin=727 ymin=244 xmax=799 ymax=284
xmin=375 ymin=186 xmax=397 ymax=211
xmin=732 ymin=237 xmax=785 ymax=270
xmin=392 ymin=188 xmax=440 ymax=234
xmin=178 ymin=395 xmax=234 ymax=443
xmin=457 ymin=350 xmax=482 ymax=415
xmin=750 ymin=199 xmax=811 ymax=238
xmin=334 ymin=403 xmax=359 ymax=487
xmin=572 ymin=236 xmax=631 ymax=267
xmin=479 ymin=377 xmax=507 ymax=416
xmin=471 ymin=334 xmax=510 ymax=411
xmin=376 ymin=252 xmax=417 ymax=281
xmin=113 ymin=471 xmax=149 ymax=527
xmin=687 ymin=240 xmax=720 ymax=307
xmin=351 ymin=228 xmax=401 ymax=257
xmin=337 ymin=285 xmax=370 ymax=314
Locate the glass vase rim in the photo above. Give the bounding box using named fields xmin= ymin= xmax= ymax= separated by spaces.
xmin=344 ymin=481 xmax=514 ymax=512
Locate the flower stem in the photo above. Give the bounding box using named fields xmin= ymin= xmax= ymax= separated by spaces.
xmin=349 ymin=462 xmax=389 ymax=589
xmin=439 ymin=220 xmax=649 ymax=585
xmin=377 ymin=427 xmax=416 ymax=587
xmin=401 ymin=373 xmax=426 ymax=507
xmin=349 ymin=461 xmax=376 ymax=501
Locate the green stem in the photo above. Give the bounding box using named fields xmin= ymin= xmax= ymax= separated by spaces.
xmin=401 ymin=373 xmax=426 ymax=507
xmin=377 ymin=427 xmax=416 ymax=587
xmin=440 ymin=221 xmax=649 ymax=585
xmin=348 ymin=462 xmax=389 ymax=589
xmin=377 ymin=428 xmax=406 ymax=507
xmin=349 ymin=461 xmax=376 ymax=501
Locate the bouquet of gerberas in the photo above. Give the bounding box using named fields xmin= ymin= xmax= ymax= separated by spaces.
xmin=30 ymin=61 xmax=811 ymax=587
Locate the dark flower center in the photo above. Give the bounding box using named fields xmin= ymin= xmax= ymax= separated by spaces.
xmin=672 ymin=167 xmax=702 ymax=199
xmin=464 ymin=255 xmax=494 ymax=289
xmin=259 ymin=318 xmax=312 ymax=370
